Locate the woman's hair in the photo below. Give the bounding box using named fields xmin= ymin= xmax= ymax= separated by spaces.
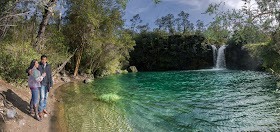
xmin=29 ymin=59 xmax=37 ymax=70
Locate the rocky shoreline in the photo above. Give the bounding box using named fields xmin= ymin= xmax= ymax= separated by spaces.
xmin=0 ymin=72 xmax=87 ymax=132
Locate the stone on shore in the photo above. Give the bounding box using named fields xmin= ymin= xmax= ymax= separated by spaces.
xmin=7 ymin=109 xmax=17 ymax=119
xmin=128 ymin=66 xmax=138 ymax=72
xmin=84 ymin=78 xmax=93 ymax=84
xmin=61 ymin=77 xmax=70 ymax=83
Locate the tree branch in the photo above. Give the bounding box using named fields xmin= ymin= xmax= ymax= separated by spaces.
xmin=0 ymin=25 xmax=17 ymax=27
xmin=0 ymin=11 xmax=31 ymax=22
xmin=233 ymin=11 xmax=274 ymax=25
xmin=52 ymin=48 xmax=78 ymax=77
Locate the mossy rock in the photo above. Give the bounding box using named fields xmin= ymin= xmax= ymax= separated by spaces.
xmin=128 ymin=66 xmax=138 ymax=72
xmin=84 ymin=78 xmax=93 ymax=84
xmin=98 ymin=93 xmax=121 ymax=103
xmin=121 ymin=70 xmax=128 ymax=74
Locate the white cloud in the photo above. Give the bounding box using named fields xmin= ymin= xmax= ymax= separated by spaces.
xmin=163 ymin=0 xmax=205 ymax=10
xmin=162 ymin=0 xmax=254 ymax=10
xmin=128 ymin=7 xmax=150 ymax=14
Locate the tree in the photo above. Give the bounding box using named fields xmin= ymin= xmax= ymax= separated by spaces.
xmin=204 ymin=0 xmax=280 ymax=73
xmin=195 ymin=19 xmax=205 ymax=34
xmin=130 ymin=14 xmax=142 ymax=32
xmin=137 ymin=23 xmax=150 ymax=33
xmin=177 ymin=11 xmax=191 ymax=34
xmin=155 ymin=14 xmax=175 ymax=34
xmin=34 ymin=0 xmax=59 ymax=52
xmin=205 ymin=0 xmax=279 ymax=31
xmin=0 ymin=0 xmax=32 ymax=40
xmin=64 ymin=0 xmax=100 ymax=76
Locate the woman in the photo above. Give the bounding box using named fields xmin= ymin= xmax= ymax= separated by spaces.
xmin=28 ymin=59 xmax=46 ymax=121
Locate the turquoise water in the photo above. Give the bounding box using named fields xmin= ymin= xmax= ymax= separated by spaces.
xmin=54 ymin=70 xmax=280 ymax=131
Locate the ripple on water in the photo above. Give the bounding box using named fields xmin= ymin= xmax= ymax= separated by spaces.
xmin=53 ymin=70 xmax=280 ymax=131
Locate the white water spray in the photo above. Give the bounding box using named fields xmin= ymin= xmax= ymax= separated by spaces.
xmin=211 ymin=45 xmax=226 ymax=69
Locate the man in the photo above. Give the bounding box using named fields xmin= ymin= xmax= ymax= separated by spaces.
xmin=27 ymin=55 xmax=53 ymax=118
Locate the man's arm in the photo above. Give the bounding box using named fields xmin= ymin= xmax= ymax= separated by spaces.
xmin=49 ymin=66 xmax=53 ymax=88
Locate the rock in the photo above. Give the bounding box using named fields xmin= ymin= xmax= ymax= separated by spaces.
xmin=80 ymin=72 xmax=85 ymax=76
xmin=115 ymin=69 xmax=121 ymax=74
xmin=90 ymin=75 xmax=94 ymax=80
xmin=128 ymin=66 xmax=138 ymax=72
xmin=97 ymin=70 xmax=110 ymax=77
xmin=18 ymin=119 xmax=25 ymax=126
xmin=102 ymin=70 xmax=110 ymax=76
xmin=74 ymin=76 xmax=81 ymax=80
xmin=0 ymin=100 xmax=4 ymax=107
xmin=56 ymin=73 xmax=61 ymax=77
xmin=121 ymin=70 xmax=128 ymax=74
xmin=56 ymin=98 xmax=63 ymax=103
xmin=61 ymin=77 xmax=70 ymax=83
xmin=99 ymin=93 xmax=121 ymax=103
xmin=59 ymin=70 xmax=68 ymax=77
xmin=62 ymin=73 xmax=67 ymax=77
xmin=7 ymin=109 xmax=17 ymax=119
xmin=84 ymin=78 xmax=93 ymax=84
xmin=80 ymin=73 xmax=90 ymax=79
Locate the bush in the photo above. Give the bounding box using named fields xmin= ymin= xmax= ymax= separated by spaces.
xmin=0 ymin=41 xmax=38 ymax=84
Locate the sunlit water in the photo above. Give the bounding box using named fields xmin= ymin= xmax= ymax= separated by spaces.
xmin=52 ymin=70 xmax=280 ymax=131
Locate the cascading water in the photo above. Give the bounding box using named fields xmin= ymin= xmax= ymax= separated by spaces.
xmin=211 ymin=45 xmax=226 ymax=69
xmin=211 ymin=45 xmax=217 ymax=66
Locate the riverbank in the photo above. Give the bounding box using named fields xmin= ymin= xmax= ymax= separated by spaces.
xmin=0 ymin=74 xmax=85 ymax=132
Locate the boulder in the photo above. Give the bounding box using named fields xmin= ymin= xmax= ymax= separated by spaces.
xmin=115 ymin=69 xmax=121 ymax=74
xmin=7 ymin=109 xmax=17 ymax=119
xmin=80 ymin=71 xmax=86 ymax=76
xmin=61 ymin=77 xmax=70 ymax=83
xmin=121 ymin=70 xmax=128 ymax=74
xmin=84 ymin=78 xmax=93 ymax=84
xmin=128 ymin=66 xmax=138 ymax=72
xmin=59 ymin=70 xmax=67 ymax=77
xmin=97 ymin=70 xmax=110 ymax=77
xmin=74 ymin=76 xmax=81 ymax=80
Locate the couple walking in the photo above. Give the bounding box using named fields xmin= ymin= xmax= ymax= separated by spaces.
xmin=27 ymin=55 xmax=53 ymax=121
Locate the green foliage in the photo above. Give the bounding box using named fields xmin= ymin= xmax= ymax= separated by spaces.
xmin=202 ymin=22 xmax=230 ymax=46
xmin=203 ymin=0 xmax=280 ymax=73
xmin=64 ymin=0 xmax=135 ymax=76
xmin=257 ymin=37 xmax=280 ymax=74
xmin=0 ymin=41 xmax=37 ymax=84
xmin=44 ymin=25 xmax=69 ymax=68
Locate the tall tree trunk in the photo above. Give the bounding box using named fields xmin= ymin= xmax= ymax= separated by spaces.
xmin=73 ymin=43 xmax=85 ymax=76
xmin=34 ymin=0 xmax=58 ymax=51
xmin=30 ymin=9 xmax=37 ymax=44
xmin=52 ymin=48 xmax=78 ymax=77
xmin=58 ymin=11 xmax=62 ymax=31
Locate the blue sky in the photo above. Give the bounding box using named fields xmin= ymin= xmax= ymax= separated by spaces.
xmin=122 ymin=0 xmax=245 ymax=29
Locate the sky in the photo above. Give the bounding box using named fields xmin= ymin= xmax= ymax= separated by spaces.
xmin=122 ymin=0 xmax=246 ymax=30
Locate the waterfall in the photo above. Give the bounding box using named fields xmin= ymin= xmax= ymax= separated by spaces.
xmin=211 ymin=45 xmax=226 ymax=69
xmin=211 ymin=45 xmax=217 ymax=66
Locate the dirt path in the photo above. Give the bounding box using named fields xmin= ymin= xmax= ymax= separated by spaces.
xmin=0 ymin=77 xmax=82 ymax=132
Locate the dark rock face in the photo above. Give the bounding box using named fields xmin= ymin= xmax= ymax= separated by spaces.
xmin=130 ymin=34 xmax=214 ymax=71
xmin=225 ymin=44 xmax=264 ymax=71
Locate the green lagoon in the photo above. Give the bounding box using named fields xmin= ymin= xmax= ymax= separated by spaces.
xmin=53 ymin=69 xmax=280 ymax=131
